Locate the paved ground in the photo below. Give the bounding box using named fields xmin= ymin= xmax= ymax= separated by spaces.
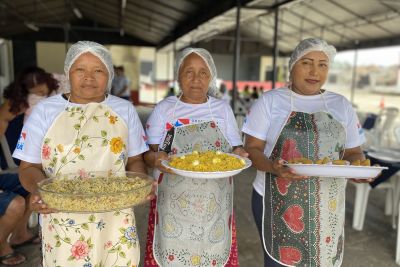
xmin=8 ymin=167 xmax=399 ymax=267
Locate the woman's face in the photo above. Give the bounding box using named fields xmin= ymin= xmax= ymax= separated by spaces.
xmin=290 ymin=51 xmax=329 ymax=95
xmin=179 ymin=53 xmax=211 ymax=104
xmin=69 ymin=52 xmax=109 ymax=104
xmin=29 ymin=83 xmax=49 ymax=96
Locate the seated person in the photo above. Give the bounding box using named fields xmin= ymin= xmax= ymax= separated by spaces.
xmin=0 ymin=72 xmax=43 ymax=266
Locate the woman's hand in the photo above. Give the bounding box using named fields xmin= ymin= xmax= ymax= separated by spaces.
xmin=29 ymin=193 xmax=57 ymax=214
xmin=232 ymin=146 xmax=249 ymax=158
xmin=351 ymin=163 xmax=380 ymax=183
xmin=154 ymin=151 xmax=175 ymax=174
xmin=146 ymin=181 xmax=158 ymax=201
xmin=272 ymin=159 xmax=309 ymax=180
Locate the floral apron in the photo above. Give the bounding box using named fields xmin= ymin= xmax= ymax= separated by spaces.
xmin=40 ymin=99 xmax=140 ymax=267
xmin=263 ymin=91 xmax=346 ymax=267
xmin=144 ymin=98 xmax=239 ymax=266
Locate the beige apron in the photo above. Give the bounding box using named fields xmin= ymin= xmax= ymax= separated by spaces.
xmin=40 ymin=99 xmax=140 ymax=267
xmin=153 ymin=98 xmax=235 ymax=266
xmin=263 ymin=91 xmax=347 ymax=266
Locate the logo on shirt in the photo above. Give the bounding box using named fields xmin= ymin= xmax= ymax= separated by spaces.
xmin=16 ymin=131 xmax=26 ymax=151
xmin=165 ymin=118 xmax=190 ymax=130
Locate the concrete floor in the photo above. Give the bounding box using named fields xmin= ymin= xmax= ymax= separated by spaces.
xmin=9 ymin=167 xmax=399 ymax=267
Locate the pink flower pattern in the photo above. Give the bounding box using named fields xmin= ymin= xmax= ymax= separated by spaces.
xmin=42 ymin=144 xmax=51 ymax=160
xmin=71 ymin=240 xmax=89 ymax=260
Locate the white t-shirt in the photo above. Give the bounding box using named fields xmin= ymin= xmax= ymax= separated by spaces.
xmin=242 ymin=87 xmax=366 ymax=196
xmin=13 ymin=94 xmax=148 ymax=164
xmin=146 ymin=96 xmax=242 ymax=147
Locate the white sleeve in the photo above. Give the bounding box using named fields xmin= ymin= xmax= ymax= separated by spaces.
xmin=224 ymin=103 xmax=243 ymax=146
xmin=242 ymin=96 xmax=270 ymax=141
xmin=127 ymin=106 xmax=149 ymax=157
xmin=344 ymin=101 xmax=366 ymax=148
xmin=12 ymin=104 xmax=48 ymax=163
xmin=145 ymin=105 xmax=165 ymax=145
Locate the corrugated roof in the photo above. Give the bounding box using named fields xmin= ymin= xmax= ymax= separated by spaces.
xmin=1 ymin=0 xmax=400 ymax=53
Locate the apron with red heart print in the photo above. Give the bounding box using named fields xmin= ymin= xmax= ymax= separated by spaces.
xmin=263 ymin=91 xmax=346 ymax=267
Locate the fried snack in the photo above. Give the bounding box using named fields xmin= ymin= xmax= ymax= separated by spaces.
xmin=288 ymin=157 xmax=313 ymax=164
xmin=332 ymin=160 xmax=349 ymax=165
xmin=351 ymin=159 xmax=361 ymax=166
xmin=39 ymin=176 xmax=152 ymax=212
xmin=361 ymin=159 xmax=371 ymax=166
xmin=169 ymin=151 xmax=246 ymax=172
xmin=315 ymin=159 xmax=323 ymax=165
xmin=315 ymin=157 xmax=330 ymax=165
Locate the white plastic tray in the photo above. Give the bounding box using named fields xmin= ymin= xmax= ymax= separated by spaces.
xmin=161 ymin=153 xmax=252 ymax=179
xmin=285 ymin=164 xmax=388 ymax=179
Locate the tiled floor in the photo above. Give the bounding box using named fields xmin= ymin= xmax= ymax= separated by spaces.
xmin=10 ymin=167 xmax=399 ymax=267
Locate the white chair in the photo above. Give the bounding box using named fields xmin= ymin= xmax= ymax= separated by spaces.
xmin=351 ymin=180 xmax=395 ymax=231
xmin=363 ymin=107 xmax=399 ymax=149
xmin=1 ymin=135 xmax=38 ymax=228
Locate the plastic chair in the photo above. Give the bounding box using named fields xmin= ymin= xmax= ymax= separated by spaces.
xmin=1 ymin=135 xmax=39 ymax=228
xmin=351 ymin=180 xmax=395 ymax=231
xmin=364 ymin=107 xmax=399 ymax=149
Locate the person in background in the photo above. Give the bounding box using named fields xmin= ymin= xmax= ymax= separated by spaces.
xmin=13 ymin=41 xmax=152 ymax=267
xmin=219 ymin=83 xmax=230 ymax=104
xmin=0 ymin=78 xmax=43 ymax=266
xmin=242 ymin=38 xmax=369 ymax=267
xmin=251 ymin=85 xmax=259 ymax=100
xmin=165 ymin=86 xmax=175 ymax=98
xmin=3 ymin=66 xmax=59 ymax=123
xmin=111 ymin=65 xmax=130 ymax=100
xmin=143 ymin=47 xmax=248 ymax=266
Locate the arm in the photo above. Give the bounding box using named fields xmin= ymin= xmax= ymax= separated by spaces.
xmin=143 ymin=144 xmax=174 ymax=173
xmin=0 ymin=100 xmax=18 ymax=137
xmin=126 ymin=153 xmax=148 ymax=174
xmin=244 ymin=134 xmax=307 ymax=180
xmin=19 ymin=161 xmax=56 ymax=213
xmin=342 ymin=146 xmax=365 ymax=162
xmin=342 ymin=146 xmax=373 ymax=183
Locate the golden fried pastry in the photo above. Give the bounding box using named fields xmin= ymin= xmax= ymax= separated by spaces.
xmin=288 ymin=157 xmax=313 ymax=164
xmin=361 ymin=159 xmax=371 ymax=166
xmin=315 ymin=157 xmax=330 ymax=165
xmin=332 ymin=160 xmax=349 ymax=165
xmin=351 ymin=159 xmax=361 ymax=166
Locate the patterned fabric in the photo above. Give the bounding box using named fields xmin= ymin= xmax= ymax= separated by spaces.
xmin=264 ymin=111 xmax=346 ymax=267
xmin=41 ymin=102 xmax=140 ymax=267
xmin=145 ymin=119 xmax=238 ymax=266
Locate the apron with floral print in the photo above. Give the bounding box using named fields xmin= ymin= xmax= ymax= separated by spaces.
xmin=263 ymin=92 xmax=346 ymax=267
xmin=144 ymin=98 xmax=238 ymax=267
xmin=40 ymin=100 xmax=140 ymax=267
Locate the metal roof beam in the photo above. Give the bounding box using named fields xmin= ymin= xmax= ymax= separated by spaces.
xmin=158 ymin=0 xmax=254 ymax=49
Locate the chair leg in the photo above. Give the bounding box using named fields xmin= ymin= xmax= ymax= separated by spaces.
xmin=352 ymin=183 xmax=371 ymax=231
xmin=385 ymin=189 xmax=393 ymax=216
xmin=396 ymin=200 xmax=400 ymax=264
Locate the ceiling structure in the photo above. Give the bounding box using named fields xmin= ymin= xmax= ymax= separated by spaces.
xmin=1 ymin=0 xmax=400 ymax=54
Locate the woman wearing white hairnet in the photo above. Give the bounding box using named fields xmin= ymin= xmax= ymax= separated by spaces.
xmin=13 ymin=41 xmax=151 ymax=266
xmin=143 ymin=48 xmax=248 ymax=266
xmin=243 ymin=38 xmax=368 ymax=267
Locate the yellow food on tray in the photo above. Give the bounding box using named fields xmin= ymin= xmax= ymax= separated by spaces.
xmin=39 ymin=176 xmax=152 ymax=212
xmin=169 ymin=151 xmax=246 ymax=172
xmin=332 ymin=160 xmax=349 ymax=165
xmin=288 ymin=157 xmax=313 ymax=164
xmin=351 ymin=159 xmax=370 ymax=166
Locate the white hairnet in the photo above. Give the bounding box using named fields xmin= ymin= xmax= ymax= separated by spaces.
xmin=289 ymin=38 xmax=336 ymax=72
xmin=175 ymin=47 xmax=218 ymax=97
xmin=64 ymin=41 xmax=114 ymax=92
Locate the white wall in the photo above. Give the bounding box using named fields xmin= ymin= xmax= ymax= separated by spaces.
xmin=0 ymin=40 xmax=13 ymax=98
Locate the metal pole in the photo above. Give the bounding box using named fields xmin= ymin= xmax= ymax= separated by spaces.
xmin=64 ymin=23 xmax=70 ymax=54
xmin=272 ymin=7 xmax=279 ymax=89
xmin=350 ymin=49 xmax=358 ymax=104
xmin=231 ymin=0 xmax=241 ymax=113
xmin=154 ymin=49 xmax=158 ymax=103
